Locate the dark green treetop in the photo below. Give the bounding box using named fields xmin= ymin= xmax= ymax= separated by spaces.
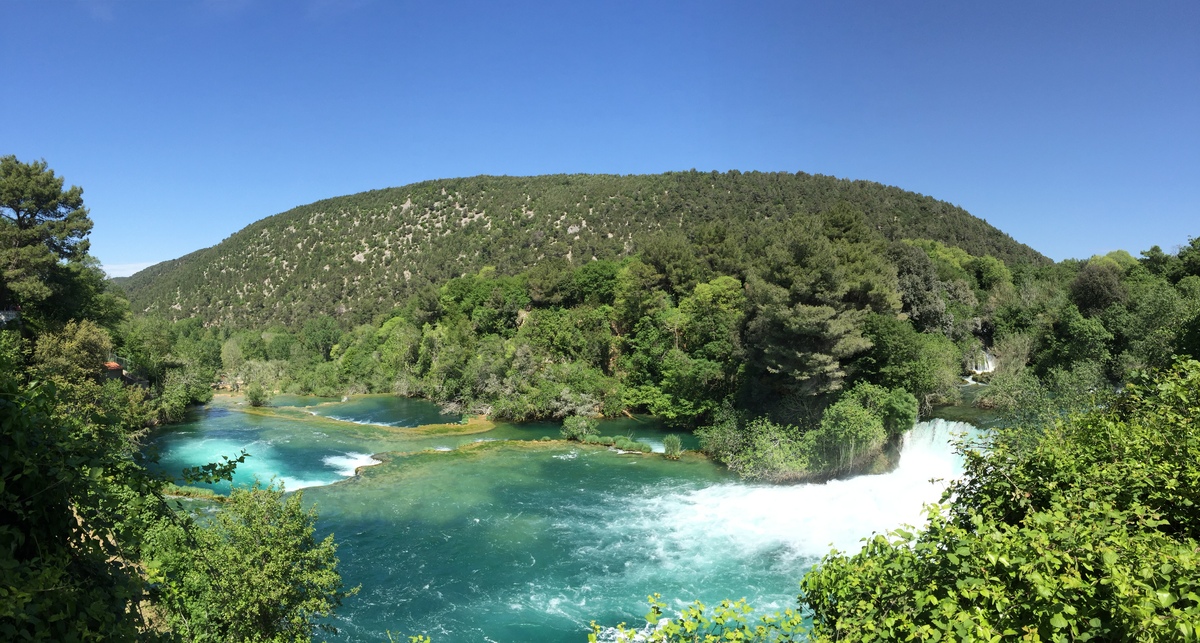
xmin=0 ymin=155 xmax=93 ymax=306
xmin=120 ymin=171 xmax=1048 ymax=328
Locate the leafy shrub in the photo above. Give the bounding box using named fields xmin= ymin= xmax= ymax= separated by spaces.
xmin=611 ymin=436 xmax=651 ymax=453
xmin=593 ymin=593 xmax=805 ymax=643
xmin=728 ymin=417 xmax=811 ymax=480
xmin=694 ymin=402 xmax=743 ymax=464
xmin=841 ymin=382 xmax=919 ymax=439
xmin=144 ymin=483 xmax=355 ymax=641
xmin=582 ymin=434 xmax=603 ymax=445
xmin=698 ymin=386 xmax=916 ymax=481
xmin=810 ymin=396 xmax=885 ymax=473
xmin=560 ymin=414 xmax=599 ymax=441
xmin=245 ymin=381 xmax=270 ymax=407
xmin=662 ymin=434 xmax=683 ymax=459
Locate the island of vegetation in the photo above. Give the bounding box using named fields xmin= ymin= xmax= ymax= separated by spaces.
xmin=4 ymin=154 xmax=1200 ymax=640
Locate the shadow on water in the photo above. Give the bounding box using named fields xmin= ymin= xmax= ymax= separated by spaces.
xmin=930 ymin=386 xmax=1002 ymax=428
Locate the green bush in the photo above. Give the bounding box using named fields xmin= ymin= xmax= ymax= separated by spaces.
xmin=560 ymin=414 xmax=599 ymax=441
xmin=662 ymin=434 xmax=683 ymax=459
xmin=144 ymin=483 xmax=355 ymax=641
xmin=695 ymin=403 xmax=743 ymax=464
xmin=697 ymin=386 xmax=916 ymax=481
xmin=245 ymin=381 xmax=271 ymax=407
xmin=611 ymin=436 xmax=651 ymax=453
xmin=582 ymin=434 xmax=603 ymax=444
xmin=809 ymin=395 xmax=886 ymax=473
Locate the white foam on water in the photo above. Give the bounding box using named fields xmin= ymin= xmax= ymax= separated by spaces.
xmin=320 ymin=414 xmax=407 ymax=428
xmin=601 ymin=420 xmax=972 ymax=570
xmin=323 ymin=452 xmax=383 ymax=477
xmin=278 ymin=476 xmax=333 ymax=491
xmin=635 ymin=438 xmax=666 ymax=453
xmin=506 ymin=419 xmax=977 ymax=637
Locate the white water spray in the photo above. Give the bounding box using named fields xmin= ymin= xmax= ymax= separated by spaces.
xmin=322 ymin=452 xmax=382 ymax=477
xmin=967 ymin=350 xmax=997 ymax=375
xmin=605 ymin=419 xmax=971 ymax=568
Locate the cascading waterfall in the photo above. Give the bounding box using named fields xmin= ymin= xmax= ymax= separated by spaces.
xmin=627 ymin=418 xmax=969 ymax=560
xmin=967 ymin=350 xmax=997 ymax=374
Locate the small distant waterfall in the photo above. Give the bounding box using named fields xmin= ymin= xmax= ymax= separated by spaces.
xmin=966 ymin=350 xmax=997 ymax=375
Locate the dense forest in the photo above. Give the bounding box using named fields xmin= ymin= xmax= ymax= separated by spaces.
xmin=112 ymin=175 xmax=1200 ymax=482
xmin=120 ymin=171 xmax=1047 ymax=328
xmin=5 ymin=154 xmax=1200 ymax=640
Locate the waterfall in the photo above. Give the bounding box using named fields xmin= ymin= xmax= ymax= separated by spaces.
xmin=590 ymin=419 xmax=973 ymax=571
xmin=967 ymin=350 xmax=997 ymax=374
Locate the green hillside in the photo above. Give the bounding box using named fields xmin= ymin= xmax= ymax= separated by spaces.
xmin=121 ymin=171 xmax=1047 ymax=327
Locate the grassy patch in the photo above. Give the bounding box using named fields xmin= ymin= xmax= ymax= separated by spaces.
xmin=411 ymin=414 xmax=496 ymax=436
xmin=162 ymin=483 xmax=227 ymax=502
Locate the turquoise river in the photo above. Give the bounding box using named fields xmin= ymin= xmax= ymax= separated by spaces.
xmin=149 ymin=394 xmax=983 ymax=643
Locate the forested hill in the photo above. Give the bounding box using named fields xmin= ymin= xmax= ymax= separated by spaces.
xmin=122 ymin=171 xmax=1047 ymax=327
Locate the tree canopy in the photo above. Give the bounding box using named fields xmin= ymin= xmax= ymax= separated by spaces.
xmin=0 ymin=156 xmax=93 ymax=310
xmin=0 ymin=155 xmax=129 ymax=332
xmin=118 ymin=171 xmax=1048 ymax=328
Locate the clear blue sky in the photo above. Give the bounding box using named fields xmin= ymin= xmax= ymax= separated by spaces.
xmin=3 ymin=1 xmax=1197 ymax=275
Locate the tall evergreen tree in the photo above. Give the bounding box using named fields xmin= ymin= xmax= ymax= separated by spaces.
xmin=0 ymin=156 xmax=93 ymax=309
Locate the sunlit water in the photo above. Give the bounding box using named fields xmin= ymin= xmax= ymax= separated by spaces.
xmin=148 ymin=395 xmax=978 ymax=643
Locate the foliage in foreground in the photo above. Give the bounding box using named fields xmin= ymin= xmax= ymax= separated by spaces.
xmin=0 ymin=357 xmax=154 ymax=640
xmin=1 ymin=327 xmax=353 ymax=642
xmin=144 ymin=483 xmax=356 ymax=643
xmin=802 ymin=359 xmax=1200 ymax=641
xmin=591 ymin=359 xmax=1200 ymax=642
xmin=0 ymin=156 xmax=351 ymax=642
xmin=592 ymin=594 xmax=807 ymax=643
